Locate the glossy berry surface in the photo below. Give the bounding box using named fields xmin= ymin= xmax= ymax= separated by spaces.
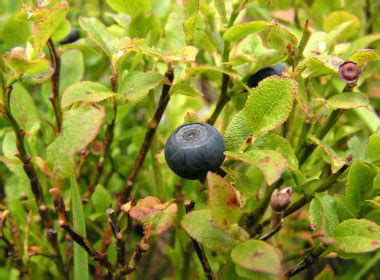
xmin=165 ymin=122 xmax=226 ymax=180
xmin=60 ymin=29 xmax=80 ymax=45
xmin=246 ymin=63 xmax=285 ymax=88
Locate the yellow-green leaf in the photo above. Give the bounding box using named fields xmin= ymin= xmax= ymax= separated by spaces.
xmin=327 ymin=92 xmax=369 ymax=110
xmin=223 ymin=20 xmax=270 ymax=42
xmin=350 ymin=49 xmax=380 ymax=66
xmin=334 ymin=219 xmax=380 ymax=253
xmin=207 ymin=172 xmax=242 ymax=228
xmin=181 ymin=209 xmax=236 ymax=252
xmin=231 ymin=240 xmax=282 ymax=276
xmin=225 ymin=76 xmax=296 ymax=150
xmin=47 ymin=104 xmax=105 ymax=178
xmin=61 ymin=81 xmax=115 ymax=109
xmin=31 ymin=2 xmax=69 ymax=57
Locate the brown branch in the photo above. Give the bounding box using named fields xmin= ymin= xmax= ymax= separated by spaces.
xmin=117 ymin=67 xmax=174 ymax=207
xmin=47 ymin=39 xmax=63 ymax=132
xmin=2 ymin=81 xmax=65 ymax=275
xmin=184 ymin=201 xmax=215 ymax=280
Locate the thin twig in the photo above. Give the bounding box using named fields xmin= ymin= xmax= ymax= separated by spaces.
xmin=298 ymin=83 xmax=355 ymax=165
xmin=285 ymin=245 xmax=326 ymax=277
xmin=47 ymin=39 xmax=63 ymax=132
xmin=0 ymin=211 xmax=28 ymax=277
xmin=113 ymin=237 xmax=149 ymax=278
xmin=107 ymin=208 xmax=125 ymax=268
xmin=49 ymin=188 xmax=115 ymax=276
xmin=117 ymin=67 xmax=174 ymax=207
xmin=83 ymin=72 xmax=119 ymax=205
xmin=254 ymin=158 xmax=351 ymax=236
xmin=242 ymin=179 xmax=284 ymax=236
xmin=207 ymin=73 xmax=231 ymax=125
xmin=206 ymin=5 xmax=242 ymax=125
xmin=184 ymin=201 xmax=215 ymax=280
xmin=1 ymin=80 xmax=65 ymax=275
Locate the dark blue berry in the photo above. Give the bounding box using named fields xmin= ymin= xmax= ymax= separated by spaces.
xmin=60 ymin=29 xmax=80 ymax=45
xmin=165 ymin=122 xmax=226 ymax=180
xmin=246 ymin=64 xmax=285 ymax=88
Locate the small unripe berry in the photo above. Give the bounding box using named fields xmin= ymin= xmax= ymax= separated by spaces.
xmin=247 ymin=64 xmax=285 ymax=88
xmin=270 ymin=187 xmax=292 ymax=212
xmin=339 ymin=61 xmax=361 ymax=83
xmin=165 ymin=122 xmax=226 ymax=180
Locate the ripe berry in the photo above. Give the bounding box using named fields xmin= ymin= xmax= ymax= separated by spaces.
xmin=165 ymin=122 xmax=226 ymax=180
xmin=339 ymin=61 xmax=361 ymax=83
xmin=60 ymin=29 xmax=80 ymax=45
xmin=246 ymin=64 xmax=285 ymax=88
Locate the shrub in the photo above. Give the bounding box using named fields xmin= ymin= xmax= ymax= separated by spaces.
xmin=0 ymin=0 xmax=379 ymax=279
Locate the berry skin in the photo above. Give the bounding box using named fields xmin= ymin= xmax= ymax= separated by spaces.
xmin=165 ymin=122 xmax=226 ymax=180
xmin=339 ymin=61 xmax=361 ymax=83
xmin=60 ymin=29 xmax=80 ymax=45
xmin=246 ymin=64 xmax=285 ymax=88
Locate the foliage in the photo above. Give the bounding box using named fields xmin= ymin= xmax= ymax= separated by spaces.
xmin=0 ymin=0 xmax=380 ymax=279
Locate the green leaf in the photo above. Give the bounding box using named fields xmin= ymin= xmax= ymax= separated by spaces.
xmin=171 ymin=82 xmax=203 ymax=97
xmin=10 ymin=83 xmax=40 ymax=133
xmin=345 ymin=161 xmax=376 ymax=214
xmin=91 ymin=184 xmax=112 ymax=213
xmin=3 ymin=9 xmax=30 ymax=50
xmin=47 ymin=104 xmax=105 ymax=178
xmin=70 ymin=175 xmax=89 ymax=280
xmin=215 ymin=0 xmax=227 ymax=23
xmin=323 ymin=11 xmax=361 ymax=39
xmin=165 ymin=5 xmax=187 ymax=51
xmin=308 ymin=135 xmax=346 ymax=173
xmin=310 ymin=193 xmax=339 ymax=237
xmin=225 ymin=76 xmax=296 ymax=150
xmin=184 ymin=0 xmax=199 ymax=16
xmin=3 ymin=47 xmax=53 ymax=80
xmin=181 ymin=209 xmax=237 ymax=252
xmin=118 ymin=71 xmax=165 ymax=105
xmin=327 ymin=92 xmax=369 ymax=110
xmin=207 ymin=172 xmax=242 ymax=228
xmin=334 ymin=219 xmax=380 ymax=253
xmin=231 ymin=240 xmax=282 ymax=276
xmin=262 ymin=21 xmax=298 ymax=57
xmin=60 ymin=50 xmax=85 ymax=92
xmin=303 ymin=55 xmax=344 ymax=77
xmin=349 ymin=49 xmax=380 ymax=66
xmin=61 ymin=81 xmax=116 ymax=109
xmin=353 ymin=107 xmax=380 ymax=133
xmin=106 ymin=0 xmax=152 ymax=17
xmin=366 ymin=133 xmax=380 ymax=163
xmin=130 ymin=196 xmax=178 ymax=236
xmin=79 ymin=17 xmax=118 ymax=57
xmin=225 ymin=150 xmax=286 ymax=186
xmin=185 ymin=65 xmax=238 ymax=79
xmin=252 ymin=133 xmax=299 ymax=170
xmin=31 ymin=2 xmax=69 ymax=57
xmin=164 ymin=46 xmax=199 ymax=62
xmin=346 ymin=34 xmax=380 ymax=57
xmin=223 ymin=20 xmax=270 ymax=42
xmin=326 ymin=21 xmax=354 ymax=50
xmin=314 ymin=265 xmax=334 ymax=280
